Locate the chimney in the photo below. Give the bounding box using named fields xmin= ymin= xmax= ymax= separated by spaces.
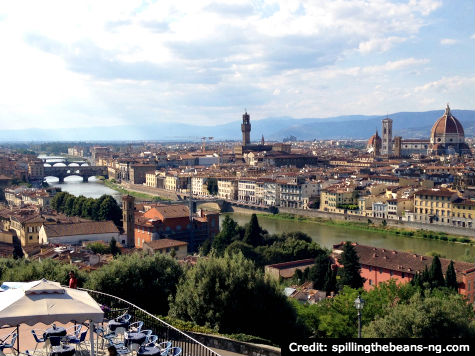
xmin=392 ymin=250 xmax=397 ymax=254
xmin=373 ymin=253 xmax=377 ymax=258
xmin=420 ymin=256 xmax=424 ymax=261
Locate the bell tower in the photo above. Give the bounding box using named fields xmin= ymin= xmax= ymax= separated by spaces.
xmin=122 ymin=195 xmax=135 ymax=247
xmin=241 ymin=111 xmax=251 ymax=146
xmin=382 ymin=117 xmax=393 ymax=155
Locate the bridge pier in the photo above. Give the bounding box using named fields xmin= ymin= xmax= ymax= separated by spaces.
xmin=82 ymin=176 xmax=88 ymax=183
xmin=58 ymin=176 xmax=65 ymax=184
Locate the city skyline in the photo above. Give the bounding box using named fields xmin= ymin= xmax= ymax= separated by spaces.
xmin=0 ymin=0 xmax=474 ymax=131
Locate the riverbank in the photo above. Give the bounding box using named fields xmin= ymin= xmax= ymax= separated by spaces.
xmin=102 ymin=179 xmax=168 ymax=201
xmin=255 ymin=212 xmax=474 ymax=246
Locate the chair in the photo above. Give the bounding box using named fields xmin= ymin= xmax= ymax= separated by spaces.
xmin=116 ymin=314 xmax=131 ymax=323
xmin=145 ymin=335 xmax=158 ymax=345
xmin=68 ymin=331 xmax=88 ymax=352
xmin=157 ymin=342 xmax=171 ymax=355
xmin=0 ymin=331 xmax=17 ymax=354
xmin=127 ymin=321 xmax=143 ymax=333
xmin=168 ymin=347 xmax=182 ymax=356
xmin=30 ymin=330 xmax=46 ymax=354
xmin=140 ymin=330 xmax=152 ymax=338
xmin=65 ymin=325 xmax=82 ymax=339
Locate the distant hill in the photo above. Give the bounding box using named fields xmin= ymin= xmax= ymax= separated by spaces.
xmin=1 ymin=110 xmax=473 ymax=141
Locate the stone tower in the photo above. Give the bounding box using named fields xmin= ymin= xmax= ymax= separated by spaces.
xmin=122 ymin=195 xmax=135 ymax=247
xmin=393 ymin=136 xmax=402 ymax=158
xmin=382 ymin=117 xmax=393 ymax=155
xmin=241 ymin=111 xmax=251 ymax=146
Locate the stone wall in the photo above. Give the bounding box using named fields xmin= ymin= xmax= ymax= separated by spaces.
xmin=189 ymin=332 xmax=281 ymax=356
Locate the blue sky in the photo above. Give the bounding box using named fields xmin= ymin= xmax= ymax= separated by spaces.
xmin=0 ymin=0 xmax=473 ymax=130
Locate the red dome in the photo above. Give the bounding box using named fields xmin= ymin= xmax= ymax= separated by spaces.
xmin=367 ymin=132 xmax=382 ymax=147
xmin=430 ymin=105 xmax=464 ymax=137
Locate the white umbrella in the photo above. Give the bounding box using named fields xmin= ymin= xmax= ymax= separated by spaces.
xmin=0 ymin=279 xmax=103 ymax=356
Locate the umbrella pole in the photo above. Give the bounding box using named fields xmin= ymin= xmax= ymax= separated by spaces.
xmin=89 ymin=321 xmax=95 ymax=356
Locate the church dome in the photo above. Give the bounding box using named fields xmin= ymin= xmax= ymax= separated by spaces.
xmin=430 ymin=104 xmax=464 ymax=139
xmin=367 ymin=131 xmax=382 ymax=147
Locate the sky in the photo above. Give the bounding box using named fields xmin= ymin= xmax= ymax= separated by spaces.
xmin=0 ymin=0 xmax=473 ymax=131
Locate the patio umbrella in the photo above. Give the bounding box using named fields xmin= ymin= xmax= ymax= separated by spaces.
xmin=0 ymin=279 xmax=103 ymax=356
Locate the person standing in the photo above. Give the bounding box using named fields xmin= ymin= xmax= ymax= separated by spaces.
xmin=68 ymin=271 xmax=78 ymax=289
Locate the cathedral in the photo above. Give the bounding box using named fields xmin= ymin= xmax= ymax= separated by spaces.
xmin=367 ymin=104 xmax=470 ymax=157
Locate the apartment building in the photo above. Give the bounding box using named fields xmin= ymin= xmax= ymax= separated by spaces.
xmin=217 ymin=178 xmax=238 ymax=200
xmin=413 ymin=188 xmax=458 ymax=225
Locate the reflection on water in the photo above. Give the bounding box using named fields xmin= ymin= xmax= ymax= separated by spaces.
xmin=46 ymin=176 xmax=121 ymax=201
xmin=224 ymin=213 xmax=475 ymax=262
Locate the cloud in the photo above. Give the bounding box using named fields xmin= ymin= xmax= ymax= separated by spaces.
xmin=414 ymin=76 xmax=475 ymax=93
xmin=440 ymin=38 xmax=459 ymax=46
xmin=0 ymin=0 xmax=471 ymax=131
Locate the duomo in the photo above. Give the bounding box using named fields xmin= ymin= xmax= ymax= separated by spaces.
xmin=367 ymin=104 xmax=471 ymax=157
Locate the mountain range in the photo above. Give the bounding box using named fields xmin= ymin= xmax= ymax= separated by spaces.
xmin=1 ymin=110 xmax=473 ymax=142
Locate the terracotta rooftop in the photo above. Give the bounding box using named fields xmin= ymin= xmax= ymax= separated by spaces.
xmin=42 ymin=221 xmax=119 ymax=238
xmin=144 ymin=238 xmax=188 ymax=250
xmin=333 ymin=242 xmax=474 ymax=283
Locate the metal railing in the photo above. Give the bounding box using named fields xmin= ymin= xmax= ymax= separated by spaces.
xmin=79 ymin=288 xmax=221 ymax=356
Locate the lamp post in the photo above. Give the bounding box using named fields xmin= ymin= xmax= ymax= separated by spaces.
xmin=354 ymin=294 xmax=365 ymax=338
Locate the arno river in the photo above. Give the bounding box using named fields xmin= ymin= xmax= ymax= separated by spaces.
xmin=40 ymin=155 xmax=475 ymax=262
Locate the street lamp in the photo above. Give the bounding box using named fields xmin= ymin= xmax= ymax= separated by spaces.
xmin=354 ymin=294 xmax=365 ymax=338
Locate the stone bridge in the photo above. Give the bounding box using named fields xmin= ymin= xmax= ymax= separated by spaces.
xmin=43 ymin=166 xmax=108 ymax=183
xmin=40 ymin=157 xmax=90 ymax=166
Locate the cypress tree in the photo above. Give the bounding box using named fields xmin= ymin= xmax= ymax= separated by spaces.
xmin=324 ymin=264 xmax=337 ymax=295
xmin=311 ymin=254 xmax=330 ymax=289
xmin=243 ymin=214 xmax=262 ymax=247
xmin=445 ymin=260 xmax=458 ymax=291
xmin=429 ymin=255 xmax=445 ymax=288
xmin=337 ymin=242 xmax=365 ymax=290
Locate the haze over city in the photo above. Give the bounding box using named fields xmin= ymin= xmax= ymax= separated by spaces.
xmin=0 ymin=0 xmax=473 ymax=134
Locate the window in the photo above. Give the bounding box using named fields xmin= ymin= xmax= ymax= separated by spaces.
xmin=369 ymin=266 xmax=372 ymax=272
xmin=402 ymin=272 xmax=405 ymax=278
xmin=369 ymin=279 xmax=372 ymax=286
xmin=29 ymin=236 xmax=33 ymax=240
xmin=390 ymin=271 xmax=393 ymax=277
xmin=379 ymin=268 xmax=383 ymax=274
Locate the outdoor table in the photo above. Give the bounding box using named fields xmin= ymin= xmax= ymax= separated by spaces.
xmin=124 ymin=332 xmax=146 ymax=348
xmin=137 ymin=346 xmax=161 ymax=356
xmin=108 ymin=319 xmax=130 ymax=332
xmin=50 ymin=345 xmax=75 ymax=356
xmin=44 ymin=326 xmax=67 ymax=339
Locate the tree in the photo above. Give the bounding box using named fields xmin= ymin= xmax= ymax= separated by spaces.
xmin=311 ymin=255 xmax=331 ymax=290
xmin=429 ymin=255 xmax=445 ymax=289
xmin=63 ymin=195 xmax=76 ymax=216
xmin=445 ymin=260 xmax=458 ymax=291
xmin=363 ymin=293 xmax=475 ymax=338
xmin=337 ymin=242 xmax=365 ymax=290
xmin=82 ymin=198 xmax=98 ymax=220
xmin=211 ymin=215 xmax=239 ymax=255
xmin=243 ymin=214 xmax=263 ymax=247
xmin=109 ymin=238 xmax=121 ymax=257
xmin=72 ymin=195 xmax=87 ymax=217
xmin=206 ymin=178 xmax=218 ymax=196
xmin=1 ymin=259 xmax=86 ymax=287
xmin=51 ymin=191 xmax=69 ymax=212
xmin=85 ymin=253 xmax=182 ymax=315
xmin=169 ymin=253 xmax=300 ymax=344
xmin=323 ymin=264 xmax=337 ymax=295
xmin=97 ymin=195 xmax=122 ymax=226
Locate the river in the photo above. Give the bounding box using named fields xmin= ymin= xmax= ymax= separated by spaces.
xmin=38 ymin=155 xmax=475 ymax=262
xmin=227 ymin=212 xmax=475 ymax=262
xmin=39 ymin=155 xmax=121 ymax=201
